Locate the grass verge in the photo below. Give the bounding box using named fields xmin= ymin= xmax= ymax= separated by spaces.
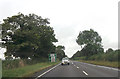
xmin=77 ymin=60 xmax=119 ymax=68
xmin=2 ymin=61 xmax=60 ymax=77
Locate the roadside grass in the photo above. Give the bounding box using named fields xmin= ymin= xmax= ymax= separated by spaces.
xmin=2 ymin=61 xmax=60 ymax=77
xmin=0 ymin=60 xmax=2 ymax=79
xmin=77 ymin=60 xmax=119 ymax=68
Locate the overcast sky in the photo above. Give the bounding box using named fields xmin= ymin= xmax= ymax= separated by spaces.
xmin=0 ymin=0 xmax=119 ymax=58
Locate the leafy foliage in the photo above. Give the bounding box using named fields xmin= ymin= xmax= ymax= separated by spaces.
xmin=76 ymin=29 xmax=102 ymax=47
xmin=2 ymin=13 xmax=58 ymax=59
xmin=106 ymin=48 xmax=113 ymax=53
xmin=81 ymin=43 xmax=104 ymax=57
xmin=72 ymin=48 xmax=120 ymax=62
xmin=72 ymin=50 xmax=82 ymax=59
xmin=2 ymin=58 xmax=48 ymax=69
xmin=88 ymin=49 xmax=119 ymax=61
xmin=55 ymin=45 xmax=66 ymax=60
xmin=76 ymin=29 xmax=103 ymax=57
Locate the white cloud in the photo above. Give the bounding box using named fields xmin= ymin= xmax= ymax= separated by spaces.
xmin=0 ymin=48 xmax=6 ymax=60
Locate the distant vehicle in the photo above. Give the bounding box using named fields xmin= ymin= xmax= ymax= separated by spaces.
xmin=61 ymin=57 xmax=70 ymax=65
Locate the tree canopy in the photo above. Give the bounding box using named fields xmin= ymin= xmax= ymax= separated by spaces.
xmin=76 ymin=29 xmax=102 ymax=47
xmin=2 ymin=13 xmax=58 ymax=59
xmin=55 ymin=45 xmax=66 ymax=60
xmin=106 ymin=48 xmax=113 ymax=53
xmin=76 ymin=29 xmax=103 ymax=57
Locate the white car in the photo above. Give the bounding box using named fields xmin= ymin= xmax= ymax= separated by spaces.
xmin=61 ymin=57 xmax=70 ymax=65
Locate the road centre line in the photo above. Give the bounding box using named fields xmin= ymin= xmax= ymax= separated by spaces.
xmin=73 ymin=63 xmax=88 ymax=75
xmin=77 ymin=67 xmax=79 ymax=68
xmin=83 ymin=71 xmax=88 ymax=76
xmin=35 ymin=63 xmax=60 ymax=79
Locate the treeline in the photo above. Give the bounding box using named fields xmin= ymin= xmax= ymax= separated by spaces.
xmin=72 ymin=48 xmax=119 ymax=62
xmin=1 ymin=13 xmax=66 ymax=62
xmin=71 ymin=29 xmax=119 ymax=62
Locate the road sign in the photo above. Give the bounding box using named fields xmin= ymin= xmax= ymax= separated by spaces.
xmin=49 ymin=54 xmax=56 ymax=62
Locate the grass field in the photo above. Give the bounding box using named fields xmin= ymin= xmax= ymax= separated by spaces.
xmin=77 ymin=60 xmax=119 ymax=68
xmin=2 ymin=61 xmax=60 ymax=77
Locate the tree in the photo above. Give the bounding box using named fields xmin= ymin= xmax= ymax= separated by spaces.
xmin=76 ymin=29 xmax=102 ymax=47
xmin=106 ymin=48 xmax=113 ymax=53
xmin=2 ymin=13 xmax=58 ymax=59
xmin=56 ymin=45 xmax=65 ymax=50
xmin=71 ymin=50 xmax=81 ymax=59
xmin=55 ymin=45 xmax=66 ymax=60
xmin=81 ymin=43 xmax=104 ymax=57
xmin=76 ymin=29 xmax=103 ymax=56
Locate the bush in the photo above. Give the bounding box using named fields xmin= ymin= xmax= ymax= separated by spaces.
xmin=77 ymin=50 xmax=119 ymax=62
xmin=88 ymin=51 xmax=118 ymax=62
xmin=2 ymin=59 xmax=21 ymax=69
xmin=76 ymin=56 xmax=87 ymax=60
xmin=2 ymin=57 xmax=48 ymax=70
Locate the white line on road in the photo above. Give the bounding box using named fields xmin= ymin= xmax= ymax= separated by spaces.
xmin=83 ymin=71 xmax=88 ymax=76
xmin=77 ymin=67 xmax=79 ymax=68
xmin=35 ymin=63 xmax=60 ymax=79
xmin=80 ymin=62 xmax=120 ymax=71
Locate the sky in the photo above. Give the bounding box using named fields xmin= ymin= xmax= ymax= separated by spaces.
xmin=0 ymin=0 xmax=119 ymax=58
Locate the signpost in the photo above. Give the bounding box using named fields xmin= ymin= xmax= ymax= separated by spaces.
xmin=49 ymin=54 xmax=56 ymax=62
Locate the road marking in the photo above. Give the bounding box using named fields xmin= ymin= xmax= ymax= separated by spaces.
xmin=74 ymin=65 xmax=76 ymax=66
xmin=83 ymin=62 xmax=120 ymax=71
xmin=83 ymin=71 xmax=88 ymax=76
xmin=77 ymin=67 xmax=79 ymax=68
xmin=72 ymin=62 xmax=73 ymax=64
xmin=35 ymin=63 xmax=60 ymax=79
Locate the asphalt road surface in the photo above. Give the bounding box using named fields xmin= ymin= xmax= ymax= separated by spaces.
xmin=33 ymin=61 xmax=119 ymax=78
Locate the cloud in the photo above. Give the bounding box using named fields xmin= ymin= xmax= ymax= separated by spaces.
xmin=0 ymin=0 xmax=119 ymax=58
xmin=0 ymin=48 xmax=6 ymax=60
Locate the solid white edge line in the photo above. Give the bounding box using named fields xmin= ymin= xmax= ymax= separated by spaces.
xmin=80 ymin=62 xmax=120 ymax=71
xmin=35 ymin=63 xmax=60 ymax=79
xmin=83 ymin=71 xmax=88 ymax=76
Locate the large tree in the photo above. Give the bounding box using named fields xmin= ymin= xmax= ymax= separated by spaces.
xmin=76 ymin=29 xmax=103 ymax=56
xmin=55 ymin=45 xmax=66 ymax=60
xmin=2 ymin=13 xmax=58 ymax=59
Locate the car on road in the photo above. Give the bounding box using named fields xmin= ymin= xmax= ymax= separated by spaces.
xmin=61 ymin=57 xmax=70 ymax=65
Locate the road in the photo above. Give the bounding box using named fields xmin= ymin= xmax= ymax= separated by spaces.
xmin=33 ymin=61 xmax=119 ymax=78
